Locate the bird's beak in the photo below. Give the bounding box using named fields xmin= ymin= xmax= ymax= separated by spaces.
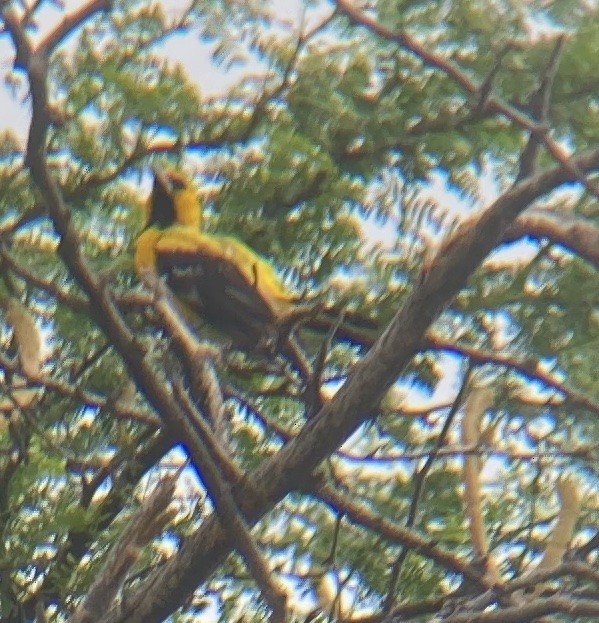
xmin=151 ymin=166 xmax=173 ymax=196
xmin=146 ymin=166 xmax=177 ymax=229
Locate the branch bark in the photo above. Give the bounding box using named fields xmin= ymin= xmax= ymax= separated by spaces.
xmin=100 ymin=144 xmax=599 ymax=623
xmin=8 ymin=2 xmax=599 ymax=620
xmin=68 ymin=471 xmax=178 ymax=623
xmin=507 ymin=208 xmax=599 ymax=268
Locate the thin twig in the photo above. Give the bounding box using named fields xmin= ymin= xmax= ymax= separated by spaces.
xmin=334 ymin=0 xmax=599 ymax=198
xmin=426 ymin=334 xmax=599 ymax=419
xmin=382 ymin=365 xmax=472 ymax=613
xmin=312 ymin=479 xmax=486 ymax=588
xmin=517 ymin=36 xmax=567 ymax=182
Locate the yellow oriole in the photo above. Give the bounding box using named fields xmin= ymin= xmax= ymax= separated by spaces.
xmin=135 ymin=168 xmax=299 ymax=348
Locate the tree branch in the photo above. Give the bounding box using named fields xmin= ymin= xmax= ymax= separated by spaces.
xmin=427 ymin=335 xmax=599 ymax=419
xmin=516 ymin=36 xmax=566 ymax=182
xmin=314 ymin=479 xmax=484 ymax=586
xmin=383 ymin=366 xmax=472 ymax=613
xmin=10 ymin=0 xmax=599 ymax=619
xmin=68 ymin=471 xmax=179 ymax=623
xmin=98 ymin=143 xmax=599 ymax=623
xmin=334 ymin=0 xmax=599 ymax=198
xmin=172 ymin=382 xmax=288 ymax=623
xmin=37 ymin=0 xmax=112 ymax=57
xmin=507 ymin=208 xmax=599 ymax=268
xmin=442 ymin=595 xmax=599 ymax=622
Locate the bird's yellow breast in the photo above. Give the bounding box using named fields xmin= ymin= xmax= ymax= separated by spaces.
xmin=134 ymin=226 xmax=163 ymax=273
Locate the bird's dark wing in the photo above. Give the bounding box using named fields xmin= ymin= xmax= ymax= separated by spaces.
xmin=155 ymin=236 xmax=280 ymax=347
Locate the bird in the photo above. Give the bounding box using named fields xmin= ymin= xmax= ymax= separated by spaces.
xmin=135 ymin=167 xmax=304 ymax=350
xmin=135 ymin=167 xmax=379 ymax=354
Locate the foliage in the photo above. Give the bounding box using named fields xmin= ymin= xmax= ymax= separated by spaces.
xmin=0 ymin=0 xmax=597 ymax=622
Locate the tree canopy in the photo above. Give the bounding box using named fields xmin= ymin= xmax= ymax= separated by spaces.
xmin=0 ymin=0 xmax=598 ymax=621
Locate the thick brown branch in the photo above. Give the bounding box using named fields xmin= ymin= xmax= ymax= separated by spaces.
xmin=442 ymin=595 xmax=599 ymax=622
xmin=140 ymin=275 xmax=287 ymax=619
xmin=172 ymin=383 xmax=287 ymax=622
xmin=12 ymin=9 xmax=284 ymax=622
xmin=22 ymin=430 xmax=175 ymax=620
xmin=507 ymin=208 xmax=599 ymax=268
xmin=69 ymin=472 xmax=178 ymax=623
xmin=98 ymin=144 xmax=599 ymax=623
xmin=1 ymin=7 xmax=32 ymax=69
xmin=37 ymin=0 xmax=112 ymax=57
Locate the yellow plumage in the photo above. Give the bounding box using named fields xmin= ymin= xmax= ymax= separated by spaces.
xmin=135 ymin=168 xmax=296 ymax=347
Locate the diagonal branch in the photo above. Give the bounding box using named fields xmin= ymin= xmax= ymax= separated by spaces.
xmin=426 ymin=335 xmax=599 ymax=419
xmin=139 ymin=275 xmax=286 ymax=619
xmin=68 ymin=471 xmax=179 ymax=623
xmin=21 ymin=429 xmax=176 ymax=620
xmin=9 ymin=2 xmax=599 ymax=620
xmin=172 ymin=382 xmax=287 ymax=623
xmin=36 ymin=0 xmax=112 ymax=57
xmin=335 ymin=1 xmax=599 ymax=198
xmin=99 ymin=137 xmax=599 ymax=623
xmin=382 ymin=366 xmax=472 ymax=614
xmin=507 ymin=208 xmax=599 ymax=268
xmin=314 ymin=480 xmax=483 ymax=586
xmin=516 ymin=36 xmax=566 ymax=182
xmin=441 ymin=595 xmax=599 ymax=622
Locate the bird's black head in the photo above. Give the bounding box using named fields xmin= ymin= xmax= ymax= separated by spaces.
xmin=146 ymin=168 xmax=186 ymax=228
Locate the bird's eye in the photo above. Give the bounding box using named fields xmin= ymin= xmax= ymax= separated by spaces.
xmin=169 ymin=176 xmax=186 ymax=190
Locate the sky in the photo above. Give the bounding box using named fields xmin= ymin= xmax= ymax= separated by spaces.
xmin=0 ymin=0 xmax=305 ymax=132
xmin=0 ymin=0 xmax=507 ymax=409
xmin=0 ymin=0 xmax=493 ymax=246
xmin=0 ymin=2 xmax=541 ymax=620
